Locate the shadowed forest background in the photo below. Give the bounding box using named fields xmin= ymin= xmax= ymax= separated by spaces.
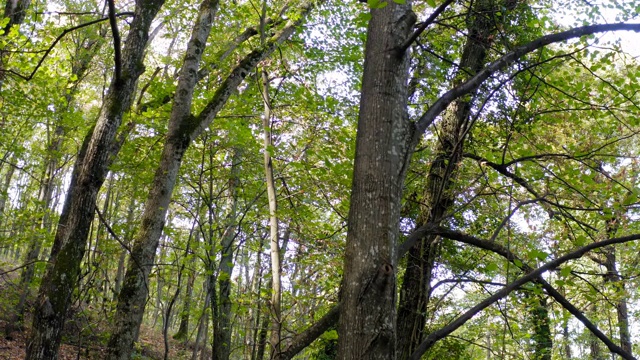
xmin=1 ymin=0 xmax=640 ymax=359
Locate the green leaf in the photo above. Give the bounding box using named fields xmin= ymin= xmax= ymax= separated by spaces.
xmin=514 ymin=259 xmax=523 ymax=268
xmin=426 ymin=0 xmax=436 ymax=7
xmin=560 ymin=266 xmax=572 ymax=277
xmin=486 ymin=262 xmax=498 ymax=272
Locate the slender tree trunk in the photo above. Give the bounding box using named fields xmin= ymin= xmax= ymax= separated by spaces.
xmin=249 ymin=237 xmax=267 ymax=360
xmin=256 ymin=300 xmax=271 ymax=360
xmin=25 ymin=0 xmax=164 ymax=357
xmin=114 ymin=193 xmax=137 ymax=300
xmin=0 ymin=155 xmax=16 ymax=230
xmin=212 ymin=148 xmax=242 ymax=360
xmin=153 ymin=237 xmax=167 ymax=329
xmin=108 ymin=2 xmax=316 ymax=358
xmin=603 ymin=246 xmax=632 ymax=355
xmin=336 ymin=1 xmax=416 ymax=358
xmin=174 ymin=266 xmax=195 ymax=341
xmin=261 ymin=67 xmax=283 ymax=359
xmin=563 ymin=316 xmax=572 ymax=359
xmin=396 ymin=1 xmax=513 ymax=357
xmin=589 ymin=305 xmax=605 ymax=360
xmin=163 ymin=238 xmax=189 ymax=360
xmin=106 ymin=1 xmax=218 ymax=358
xmin=191 ymin=277 xmax=210 ymax=360
xmin=174 ymin=221 xmax=199 ymax=342
xmin=531 ymin=295 xmax=552 ymax=360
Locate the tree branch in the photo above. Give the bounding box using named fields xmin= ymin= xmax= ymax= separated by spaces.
xmin=3 ymin=12 xmax=134 ymax=81
xmin=408 ymin=227 xmax=640 ymax=359
xmin=435 ymin=227 xmax=635 ymax=359
xmin=399 ymin=0 xmax=456 ymax=51
xmin=106 ymin=0 xmax=122 ymax=83
xmin=412 ymin=23 xmax=640 ymax=146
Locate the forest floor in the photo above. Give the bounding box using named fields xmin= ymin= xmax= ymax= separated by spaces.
xmin=0 ymin=259 xmax=201 ymax=359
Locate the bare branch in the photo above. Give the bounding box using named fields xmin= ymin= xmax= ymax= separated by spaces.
xmin=3 ymin=12 xmax=134 ymax=81
xmin=409 ymin=227 xmax=640 ymax=359
xmin=106 ymin=0 xmax=122 ymax=83
xmin=412 ymin=23 xmax=640 ymax=146
xmin=400 ymin=0 xmax=456 ymax=51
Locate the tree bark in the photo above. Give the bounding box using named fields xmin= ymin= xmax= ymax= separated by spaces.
xmin=108 ymin=1 xmax=316 ymax=358
xmin=396 ymin=1 xmax=512 ymax=357
xmin=212 ymin=147 xmax=242 ymax=360
xmin=114 ymin=192 xmax=137 ymax=300
xmin=336 ymin=2 xmax=416 ymax=359
xmin=530 ymin=295 xmax=552 ymax=360
xmin=25 ymin=0 xmax=164 ymax=358
xmin=261 ymin=69 xmax=283 ymax=359
xmin=0 ymin=0 xmax=31 ymax=89
xmin=106 ymin=1 xmax=218 ymax=357
xmin=603 ymin=246 xmax=632 ymax=355
xmin=0 ymin=155 xmax=16 ymax=230
xmin=191 ymin=275 xmax=210 ymax=360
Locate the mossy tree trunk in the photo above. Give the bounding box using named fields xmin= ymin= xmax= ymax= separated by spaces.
xmin=396 ymin=1 xmax=518 ymax=357
xmin=25 ymin=0 xmax=165 ymax=357
xmin=107 ymin=1 xmax=317 ymax=358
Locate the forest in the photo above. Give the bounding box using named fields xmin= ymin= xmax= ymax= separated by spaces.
xmin=1 ymin=0 xmax=640 ymax=359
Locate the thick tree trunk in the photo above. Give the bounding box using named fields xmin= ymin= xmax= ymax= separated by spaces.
xmin=212 ymin=148 xmax=241 ymax=360
xmin=336 ymin=2 xmax=416 ymax=359
xmin=25 ymin=0 xmax=164 ymax=358
xmin=396 ymin=1 xmax=513 ymax=357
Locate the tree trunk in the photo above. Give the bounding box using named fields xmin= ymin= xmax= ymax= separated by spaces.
xmin=589 ymin=306 xmax=605 ymax=360
xmin=256 ymin=301 xmax=271 ymax=360
xmin=174 ymin=265 xmax=195 ymax=341
xmin=336 ymin=2 xmax=416 ymax=359
xmin=396 ymin=1 xmax=512 ymax=357
xmin=261 ymin=68 xmax=283 ymax=359
xmin=191 ymin=276 xmax=210 ymax=360
xmin=114 ymin=192 xmax=137 ymax=300
xmin=108 ymin=2 xmax=316 ymax=358
xmin=212 ymin=147 xmax=242 ymax=360
xmin=0 ymin=155 xmax=16 ymax=230
xmin=531 ymin=295 xmax=552 ymax=360
xmin=106 ymin=1 xmax=218 ymax=358
xmin=0 ymin=0 xmax=31 ymax=89
xmin=25 ymin=0 xmax=164 ymax=357
xmin=603 ymin=246 xmax=632 ymax=355
xmin=174 ymin=219 xmax=199 ymax=343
